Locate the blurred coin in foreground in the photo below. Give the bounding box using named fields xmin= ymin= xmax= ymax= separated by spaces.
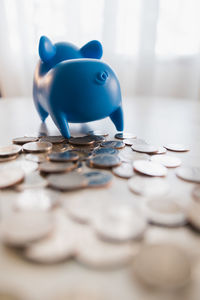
xmin=90 ymin=155 xmax=121 ymax=169
xmin=94 ymin=205 xmax=147 ymax=242
xmin=112 ymin=162 xmax=134 ymax=179
xmin=47 ymin=173 xmax=88 ymax=191
xmin=143 ymin=197 xmax=186 ymax=226
xmin=24 ymin=214 xmax=75 ymax=263
xmin=16 ymin=172 xmax=47 ymax=191
xmin=131 ymin=144 xmax=158 ymax=154
xmin=186 ymin=200 xmax=200 ymax=231
xmin=13 ymin=189 xmax=59 ymax=211
xmin=115 ymin=132 xmax=136 ymax=140
xmin=83 ymin=171 xmax=113 ymax=188
xmin=48 ymin=151 xmax=79 ymax=162
xmin=128 ymin=176 xmax=169 ymax=197
xmin=164 ymin=144 xmax=190 ymax=152
xmin=133 ymin=160 xmax=167 ymax=177
xmin=151 ymin=155 xmax=181 ymax=168
xmin=176 ymin=166 xmax=200 ymax=183
xmin=0 ymin=168 xmax=24 ymax=189
xmin=23 ymin=142 xmax=52 ymax=153
xmin=1 ymin=160 xmax=38 ymax=174
xmin=1 ymin=211 xmax=53 ymax=246
xmin=12 ymin=136 xmax=38 ymax=145
xmin=76 ymin=229 xmax=137 ymax=268
xmin=132 ymin=244 xmax=191 ymax=289
xmin=39 ymin=162 xmax=76 ymax=174
xmin=0 ymin=145 xmax=22 ymax=157
xmin=100 ymin=141 xmax=125 ymax=149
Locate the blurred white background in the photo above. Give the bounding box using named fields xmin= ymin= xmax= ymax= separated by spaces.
xmin=0 ymin=0 xmax=200 ymax=99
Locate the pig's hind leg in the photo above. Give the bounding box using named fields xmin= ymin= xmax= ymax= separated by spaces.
xmin=50 ymin=111 xmax=71 ymax=138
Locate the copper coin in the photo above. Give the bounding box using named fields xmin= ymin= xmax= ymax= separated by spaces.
xmin=151 ymin=155 xmax=181 ymax=168
xmin=23 ymin=142 xmax=52 ymax=153
xmin=88 ymin=130 xmax=109 ymax=137
xmin=115 ymin=132 xmax=136 ymax=140
xmin=69 ymin=136 xmax=94 ymax=146
xmin=0 ymin=145 xmax=22 ymax=157
xmin=0 ymin=168 xmax=25 ymax=189
xmin=133 ymin=160 xmax=167 ymax=177
xmin=47 ymin=172 xmax=88 ymax=191
xmin=0 ymin=154 xmax=19 ymax=162
xmin=39 ymin=136 xmax=65 ymax=144
xmin=12 ymin=136 xmax=38 ymax=145
xmin=51 ymin=143 xmax=71 ymax=153
xmin=100 ymin=141 xmax=125 ymax=149
xmin=70 ymin=149 xmax=93 ymax=161
xmin=39 ymin=162 xmax=76 ymax=174
xmin=164 ymin=144 xmax=190 ymax=152
xmin=131 ymin=144 xmax=158 ymax=154
xmin=90 ymin=154 xmax=121 ymax=168
xmin=48 ymin=151 xmax=79 ymax=162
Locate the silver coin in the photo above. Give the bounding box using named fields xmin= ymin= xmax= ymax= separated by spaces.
xmin=119 ymin=151 xmax=149 ymax=163
xmin=115 ymin=132 xmax=136 ymax=140
xmin=93 ymin=147 xmax=119 ymax=156
xmin=25 ymin=153 xmax=48 ymax=163
xmin=88 ymin=130 xmax=109 ymax=137
xmin=83 ymin=171 xmax=113 ymax=187
xmin=100 ymin=141 xmax=125 ymax=149
xmin=186 ymin=200 xmax=200 ymax=230
xmin=143 ymin=197 xmax=186 ymax=226
xmin=94 ymin=205 xmax=147 ymax=242
xmin=69 ymin=136 xmax=94 ymax=146
xmin=124 ymin=138 xmax=147 ymax=146
xmin=112 ymin=163 xmax=134 ymax=179
xmin=176 ymin=166 xmax=200 ymax=183
xmin=192 ymin=186 xmax=200 ymax=202
xmin=128 ymin=176 xmax=170 ymax=197
xmin=13 ymin=189 xmax=59 ymax=211
xmin=47 ymin=172 xmax=88 ymax=191
xmin=39 ymin=135 xmax=65 ymax=144
xmin=1 ymin=211 xmax=53 ymax=246
xmin=133 ymin=160 xmax=167 ymax=177
xmin=151 ymin=155 xmax=181 ymax=168
xmin=24 ymin=214 xmax=75 ymax=263
xmin=12 ymin=136 xmax=38 ymax=145
xmin=76 ymin=229 xmax=136 ymax=268
xmin=48 ymin=151 xmax=79 ymax=162
xmin=0 ymin=168 xmax=24 ymax=189
xmin=23 ymin=141 xmax=52 ymax=153
xmin=131 ymin=144 xmax=158 ymax=154
xmin=39 ymin=162 xmax=77 ymax=174
xmin=15 ymin=172 xmax=48 ymax=191
xmin=164 ymin=144 xmax=190 ymax=152
xmin=155 ymin=146 xmax=167 ymax=154
xmin=132 ymin=244 xmax=191 ymax=289
xmin=0 ymin=145 xmax=22 ymax=157
xmin=90 ymin=154 xmax=121 ymax=168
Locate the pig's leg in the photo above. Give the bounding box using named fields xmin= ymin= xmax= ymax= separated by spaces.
xmin=50 ymin=111 xmax=71 ymax=138
xmin=110 ymin=106 xmax=124 ymax=131
xmin=34 ymin=101 xmax=49 ymax=122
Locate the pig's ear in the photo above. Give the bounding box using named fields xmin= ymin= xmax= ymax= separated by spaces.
xmin=39 ymin=36 xmax=56 ymax=63
xmin=80 ymin=40 xmax=103 ymax=59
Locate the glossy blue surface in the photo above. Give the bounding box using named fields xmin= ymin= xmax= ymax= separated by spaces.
xmin=33 ymin=36 xmax=123 ymax=138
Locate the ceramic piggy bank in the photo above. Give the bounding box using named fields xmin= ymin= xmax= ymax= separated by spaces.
xmin=33 ymin=36 xmax=124 ymax=138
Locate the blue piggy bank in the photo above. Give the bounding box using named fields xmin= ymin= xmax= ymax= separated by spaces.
xmin=33 ymin=36 xmax=124 ymax=138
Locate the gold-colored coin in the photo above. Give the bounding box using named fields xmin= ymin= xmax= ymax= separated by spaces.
xmin=23 ymin=141 xmax=52 ymax=153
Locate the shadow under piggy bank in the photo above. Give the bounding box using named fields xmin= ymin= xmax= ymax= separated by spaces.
xmin=33 ymin=37 xmax=124 ymax=138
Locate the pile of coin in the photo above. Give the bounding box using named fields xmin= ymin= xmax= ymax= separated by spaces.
xmin=0 ymin=131 xmax=198 ymax=292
